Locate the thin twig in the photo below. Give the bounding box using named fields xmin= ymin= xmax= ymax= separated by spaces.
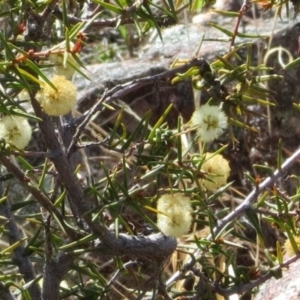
xmin=107 ymin=260 xmax=140 ymax=287
xmin=52 ymin=8 xmax=138 ymax=27
xmin=254 ymin=207 xmax=297 ymax=218
xmin=229 ymin=0 xmax=251 ymax=51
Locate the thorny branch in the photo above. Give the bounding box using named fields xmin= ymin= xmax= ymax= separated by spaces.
xmin=0 ymin=155 xmax=78 ymax=240
xmin=67 ymin=58 xmax=211 ymax=156
xmin=0 ymin=82 xmax=178 ymax=299
xmin=166 ymin=146 xmax=300 ymax=295
xmin=28 ymin=93 xmax=177 ymax=257
xmin=2 ymin=1 xmax=298 ymax=297
xmin=211 ymin=146 xmax=300 ymax=239
xmin=212 ymin=252 xmax=300 ymax=296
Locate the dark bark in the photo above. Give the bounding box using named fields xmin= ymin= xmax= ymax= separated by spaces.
xmin=42 ymin=253 xmax=74 ymax=300
xmin=0 ymin=181 xmax=41 ymax=300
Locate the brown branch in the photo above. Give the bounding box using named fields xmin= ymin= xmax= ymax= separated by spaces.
xmin=0 ymin=156 xmax=77 ymax=300
xmin=211 ymin=146 xmax=300 ymax=239
xmin=42 ymin=252 xmax=74 ymax=300
xmin=28 ymin=94 xmax=177 ymax=260
xmin=212 ymin=252 xmax=300 ymax=297
xmin=229 ymin=0 xmax=251 ymax=52
xmin=0 ymin=179 xmax=41 ymax=300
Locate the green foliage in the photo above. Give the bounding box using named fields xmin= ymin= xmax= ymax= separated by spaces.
xmin=1 ymin=0 xmax=300 ymax=299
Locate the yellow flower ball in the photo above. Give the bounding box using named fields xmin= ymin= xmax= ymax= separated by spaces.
xmin=0 ymin=115 xmax=32 ymax=150
xmin=156 ymin=193 xmax=193 ymax=238
xmin=201 ymin=153 xmax=230 ymax=191
xmin=36 ymin=75 xmax=77 ymax=116
xmin=284 ymin=235 xmax=300 ymax=258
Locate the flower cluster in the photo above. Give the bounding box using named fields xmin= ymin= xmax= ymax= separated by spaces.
xmin=36 ymin=75 xmax=77 ymax=116
xmin=201 ymin=153 xmax=231 ymax=191
xmin=190 ymin=104 xmax=227 ymax=143
xmin=0 ymin=115 xmax=32 ymax=150
xmin=156 ymin=193 xmax=193 ymax=238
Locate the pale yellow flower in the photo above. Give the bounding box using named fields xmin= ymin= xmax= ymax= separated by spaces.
xmin=36 ymin=75 xmax=77 ymax=116
xmin=156 ymin=193 xmax=193 ymax=238
xmin=0 ymin=123 xmax=7 ymax=143
xmin=49 ymin=53 xmax=78 ymax=79
xmin=284 ymin=235 xmax=300 ymax=258
xmin=0 ymin=115 xmax=32 ymax=150
xmin=18 ymin=89 xmax=30 ymax=101
xmin=201 ymin=153 xmax=230 ymax=191
xmin=190 ymin=104 xmax=227 ymax=142
xmin=49 ymin=41 xmax=79 ymax=79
